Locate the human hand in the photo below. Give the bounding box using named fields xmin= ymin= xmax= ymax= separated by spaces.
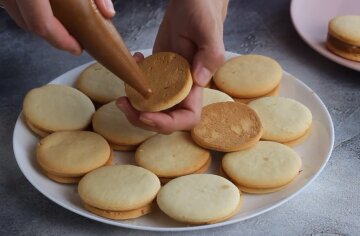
xmin=1 ymin=0 xmax=115 ymax=55
xmin=117 ymin=0 xmax=228 ymax=134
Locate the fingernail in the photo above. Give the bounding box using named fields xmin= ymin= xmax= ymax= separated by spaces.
xmin=104 ymin=0 xmax=115 ymax=14
xmin=139 ymin=116 xmax=157 ymax=127
xmin=195 ymin=67 xmax=212 ymax=87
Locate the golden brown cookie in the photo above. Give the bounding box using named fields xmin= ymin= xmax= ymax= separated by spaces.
xmin=191 ymin=102 xmax=263 ymax=152
xmin=125 ymin=52 xmax=193 ymax=112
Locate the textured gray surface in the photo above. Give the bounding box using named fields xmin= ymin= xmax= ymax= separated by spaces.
xmin=1 ymin=0 xmax=359 ymax=235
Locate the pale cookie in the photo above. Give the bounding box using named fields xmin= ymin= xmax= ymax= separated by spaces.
xmin=25 ymin=118 xmax=50 ymax=137
xmin=76 ymin=62 xmax=126 ymax=104
xmin=234 ymin=84 xmax=280 ymax=104
xmin=159 ymin=158 xmax=212 ymax=184
xmin=214 ymin=55 xmax=282 ymax=98
xmin=222 ymin=141 xmax=302 ymax=192
xmin=327 ymin=15 xmax=360 ymax=62
xmin=92 ymin=101 xmax=156 ymax=147
xmin=248 ymin=97 xmax=312 ymax=143
xmin=125 ymin=52 xmax=193 ymax=112
xmin=191 ymin=102 xmax=263 ymax=152
xmin=157 ymin=174 xmax=242 ymax=225
xmin=36 ymin=131 xmax=111 ymax=177
xmin=83 ymin=202 xmax=154 ymax=220
xmin=135 ymin=132 xmax=210 ymax=178
xmin=78 ymin=165 xmax=160 ymax=217
xmin=23 ymin=84 xmax=95 ymax=133
xmin=202 ymin=88 xmax=234 ymax=107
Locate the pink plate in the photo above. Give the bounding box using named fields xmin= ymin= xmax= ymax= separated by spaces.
xmin=291 ymin=0 xmax=360 ymax=71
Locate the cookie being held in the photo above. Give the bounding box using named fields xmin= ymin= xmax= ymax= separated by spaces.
xmin=125 ymin=52 xmax=193 ymax=112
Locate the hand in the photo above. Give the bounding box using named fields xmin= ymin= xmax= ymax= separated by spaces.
xmin=117 ymin=0 xmax=228 ymax=134
xmin=2 ymin=0 xmax=115 ymax=55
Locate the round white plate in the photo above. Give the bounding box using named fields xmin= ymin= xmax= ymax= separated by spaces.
xmin=291 ymin=0 xmax=360 ymax=71
xmin=13 ymin=50 xmax=334 ymax=231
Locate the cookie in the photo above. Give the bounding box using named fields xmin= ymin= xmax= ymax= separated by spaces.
xmin=213 ymin=55 xmax=282 ymax=98
xmin=222 ymin=141 xmax=302 ymax=194
xmin=23 ymin=84 xmax=95 ymax=135
xmin=92 ymin=101 xmax=156 ymax=147
xmin=234 ymin=84 xmax=280 ymax=104
xmin=135 ymin=132 xmax=211 ymax=181
xmin=202 ymin=88 xmax=234 ymax=107
xmin=36 ymin=131 xmax=112 ymax=183
xmin=326 ymin=15 xmax=360 ymax=62
xmin=156 ymin=174 xmax=242 ymax=225
xmin=78 ymin=165 xmax=161 ymax=220
xmin=76 ymin=62 xmax=126 ymax=104
xmin=125 ymin=52 xmax=193 ymax=112
xmin=248 ymin=97 xmax=312 ymax=143
xmin=191 ymin=102 xmax=263 ymax=152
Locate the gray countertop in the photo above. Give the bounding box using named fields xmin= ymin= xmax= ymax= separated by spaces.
xmin=1 ymin=0 xmax=359 ymax=235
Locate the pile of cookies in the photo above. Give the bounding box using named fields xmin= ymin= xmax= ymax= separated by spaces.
xmin=23 ymin=52 xmax=312 ymax=225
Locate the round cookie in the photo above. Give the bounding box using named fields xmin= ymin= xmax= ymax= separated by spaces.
xmin=23 ymin=84 xmax=95 ymax=133
xmin=326 ymin=15 xmax=360 ymax=62
xmin=214 ymin=55 xmax=282 ymax=98
xmin=92 ymin=101 xmax=156 ymax=147
xmin=76 ymin=62 xmax=126 ymax=104
xmin=157 ymin=174 xmax=242 ymax=225
xmin=234 ymin=84 xmax=280 ymax=104
xmin=125 ymin=52 xmax=193 ymax=112
xmin=78 ymin=165 xmax=160 ymax=219
xmin=248 ymin=97 xmax=312 ymax=143
xmin=36 ymin=131 xmax=111 ymax=177
xmin=222 ymin=141 xmax=302 ymax=193
xmin=202 ymin=88 xmax=234 ymax=107
xmin=191 ymin=102 xmax=263 ymax=152
xmin=135 ymin=132 xmax=211 ymax=178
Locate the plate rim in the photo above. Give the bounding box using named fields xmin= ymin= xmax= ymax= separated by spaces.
xmin=290 ymin=0 xmax=360 ymax=72
xmin=12 ymin=50 xmax=335 ymax=232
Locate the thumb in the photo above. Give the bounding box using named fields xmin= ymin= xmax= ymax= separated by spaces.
xmin=192 ymin=45 xmax=225 ymax=87
xmin=95 ymin=0 xmax=116 ymax=19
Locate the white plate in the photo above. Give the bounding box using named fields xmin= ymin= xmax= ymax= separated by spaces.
xmin=291 ymin=0 xmax=360 ymax=71
xmin=13 ymin=50 xmax=334 ymax=232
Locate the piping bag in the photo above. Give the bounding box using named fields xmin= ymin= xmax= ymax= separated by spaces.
xmin=50 ymin=0 xmax=152 ymax=98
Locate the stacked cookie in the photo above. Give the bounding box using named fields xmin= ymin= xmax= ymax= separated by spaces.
xmin=213 ymin=55 xmax=282 ymax=104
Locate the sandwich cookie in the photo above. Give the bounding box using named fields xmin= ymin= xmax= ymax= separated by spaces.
xmin=248 ymin=97 xmax=312 ymax=143
xmin=222 ymin=141 xmax=302 ymax=194
xmin=23 ymin=84 xmax=95 ymax=137
xmin=157 ymin=174 xmax=242 ymax=225
xmin=191 ymin=102 xmax=263 ymax=152
xmin=234 ymin=84 xmax=280 ymax=104
xmin=36 ymin=131 xmax=112 ymax=184
xmin=213 ymin=55 xmax=282 ymax=98
xmin=76 ymin=62 xmax=126 ymax=104
xmin=78 ymin=165 xmax=161 ymax=220
xmin=125 ymin=52 xmax=193 ymax=112
xmin=326 ymin=15 xmax=360 ymax=62
xmin=135 ymin=132 xmax=211 ymax=184
xmin=202 ymin=88 xmax=234 ymax=107
xmin=92 ymin=101 xmax=156 ymax=150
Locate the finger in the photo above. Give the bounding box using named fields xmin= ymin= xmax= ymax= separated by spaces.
xmin=94 ymin=0 xmax=115 ymax=19
xmin=116 ymin=97 xmax=158 ymax=131
xmin=133 ymin=52 xmax=145 ymax=63
xmin=192 ymin=43 xmax=225 ymax=86
xmin=16 ymin=0 xmax=82 ymax=55
xmin=139 ymin=86 xmax=203 ymax=134
xmin=2 ymin=0 xmax=27 ymax=30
